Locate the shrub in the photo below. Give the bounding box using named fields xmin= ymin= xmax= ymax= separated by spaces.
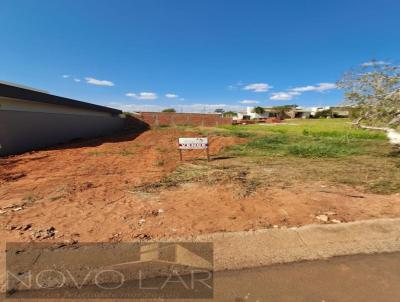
xmin=162 ymin=108 xmax=176 ymax=113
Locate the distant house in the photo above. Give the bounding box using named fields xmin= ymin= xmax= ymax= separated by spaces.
xmin=234 ymin=105 xmax=349 ymax=122
xmin=234 ymin=110 xmax=250 ymax=121
xmin=239 ymin=107 xmax=279 ymax=119
xmin=287 ymin=107 xmax=312 ymax=119
xmin=0 ymin=81 xmax=126 ymax=156
xmin=310 ymin=106 xmax=331 ymax=117
xmin=310 ymin=106 xmax=350 ymax=118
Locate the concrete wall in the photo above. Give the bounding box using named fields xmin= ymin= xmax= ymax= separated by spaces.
xmin=0 ymin=110 xmax=125 ymax=156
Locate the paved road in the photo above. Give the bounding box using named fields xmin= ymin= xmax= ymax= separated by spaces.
xmin=6 ymin=252 xmax=400 ymax=301
xmin=215 ymin=252 xmax=400 ymax=302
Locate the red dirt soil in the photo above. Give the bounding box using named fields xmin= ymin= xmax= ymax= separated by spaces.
xmin=1 ymin=128 xmax=400 ymax=245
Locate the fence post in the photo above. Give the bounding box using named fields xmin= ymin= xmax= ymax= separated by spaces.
xmin=155 ymin=114 xmax=159 ymax=126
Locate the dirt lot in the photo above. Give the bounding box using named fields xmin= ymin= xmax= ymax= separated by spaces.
xmin=1 ymin=127 xmax=400 ymax=244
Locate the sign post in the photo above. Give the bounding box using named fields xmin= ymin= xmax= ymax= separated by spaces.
xmin=178 ymin=137 xmax=210 ymax=162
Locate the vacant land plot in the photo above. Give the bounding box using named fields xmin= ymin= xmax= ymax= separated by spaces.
xmin=207 ymin=119 xmax=400 ymax=194
xmin=0 ymin=119 xmax=399 ymax=244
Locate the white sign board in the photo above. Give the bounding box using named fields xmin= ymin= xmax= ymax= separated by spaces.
xmin=178 ymin=137 xmax=208 ymax=149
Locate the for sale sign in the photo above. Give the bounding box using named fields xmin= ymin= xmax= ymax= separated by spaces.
xmin=178 ymin=137 xmax=210 ymax=161
xmin=178 ymin=137 xmax=208 ymax=150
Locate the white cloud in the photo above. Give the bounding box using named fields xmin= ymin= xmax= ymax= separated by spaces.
xmin=62 ymin=75 xmax=70 ymax=78
xmin=240 ymin=100 xmax=259 ymax=104
xmin=361 ymin=60 xmax=389 ymax=67
xmin=270 ymin=82 xmax=335 ymax=100
xmin=165 ymin=93 xmax=179 ymax=98
xmin=73 ymin=78 xmax=81 ymax=82
xmin=291 ymin=83 xmax=336 ymax=93
xmin=270 ymin=92 xmax=299 ymax=101
xmin=125 ymin=92 xmax=158 ymax=100
xmin=243 ymin=83 xmax=272 ymax=92
xmin=290 ymin=85 xmax=315 ymax=92
xmin=85 ymin=77 xmax=114 ymax=87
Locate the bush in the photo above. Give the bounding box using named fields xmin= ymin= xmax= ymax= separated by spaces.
xmin=162 ymin=108 xmax=176 ymax=113
xmin=314 ymin=109 xmax=333 ymax=118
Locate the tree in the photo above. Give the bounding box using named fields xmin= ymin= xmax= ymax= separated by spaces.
xmin=314 ymin=109 xmax=333 ymax=119
xmin=337 ymin=60 xmax=400 ymax=127
xmin=252 ymin=106 xmax=265 ymax=115
xmin=162 ymin=108 xmax=176 ymax=113
xmin=214 ymin=108 xmax=225 ymax=114
xmin=222 ymin=111 xmax=238 ymax=117
xmin=272 ymin=104 xmax=297 ymax=119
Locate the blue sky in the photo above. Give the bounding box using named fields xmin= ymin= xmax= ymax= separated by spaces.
xmin=1 ymin=0 xmax=399 ymax=112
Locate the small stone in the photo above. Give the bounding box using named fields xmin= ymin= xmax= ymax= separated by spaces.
xmin=138 ymin=219 xmax=146 ymax=225
xmin=0 ymin=210 xmax=6 ymax=215
xmin=134 ymin=233 xmax=151 ymax=240
xmin=325 ymin=211 xmax=336 ymax=216
xmin=331 ymin=219 xmax=342 ymax=224
xmin=32 ymin=231 xmax=43 ymax=239
xmin=158 ymin=209 xmax=164 ymax=214
xmin=62 ymin=238 xmax=78 ymax=245
xmin=273 ymin=225 xmax=279 ymax=228
xmin=3 ymin=204 xmax=17 ymax=210
xmin=22 ymin=224 xmax=32 ymax=231
xmin=12 ymin=207 xmax=23 ymax=212
xmin=47 ymin=226 xmax=56 ymax=235
xmin=316 ymin=214 xmax=329 ymax=223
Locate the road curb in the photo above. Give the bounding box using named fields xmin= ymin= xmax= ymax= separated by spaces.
xmin=2 ymin=218 xmax=400 ymax=294
xmin=192 ymin=218 xmax=400 ymax=271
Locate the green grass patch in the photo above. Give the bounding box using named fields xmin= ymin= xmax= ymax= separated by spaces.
xmin=147 ymin=119 xmax=388 ymax=160
xmin=287 ymin=142 xmax=359 ymax=158
xmin=228 ymin=135 xmax=363 ymax=158
xmin=221 ymin=119 xmax=388 ymax=159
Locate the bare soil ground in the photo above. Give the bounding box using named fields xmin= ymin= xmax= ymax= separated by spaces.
xmin=1 ymin=128 xmax=400 ymax=245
